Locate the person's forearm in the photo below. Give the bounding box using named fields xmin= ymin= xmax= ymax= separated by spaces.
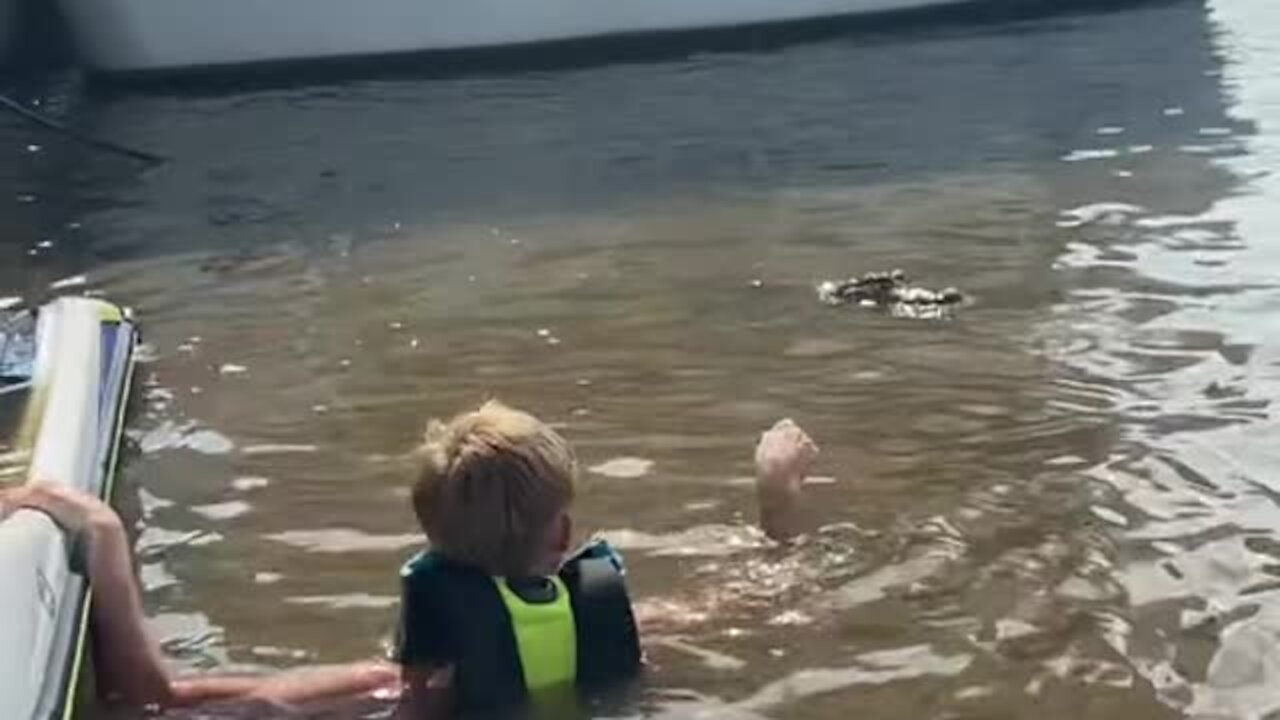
xmin=246 ymin=661 xmax=400 ymax=706
xmin=752 ymin=419 xmax=817 ymax=542
xmin=756 ymin=478 xmax=804 ymax=542
xmin=83 ymin=511 xmax=175 ymax=707
xmin=169 ymin=676 xmax=270 ymax=706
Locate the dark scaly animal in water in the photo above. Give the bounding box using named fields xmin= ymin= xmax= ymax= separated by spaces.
xmin=817 ymin=270 xmax=963 ymax=316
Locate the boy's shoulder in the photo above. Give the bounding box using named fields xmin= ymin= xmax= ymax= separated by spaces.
xmin=399 ymin=549 xmax=439 ymax=578
xmin=400 ymin=549 xmax=485 ymax=585
xmin=563 ymin=538 xmax=627 ymax=576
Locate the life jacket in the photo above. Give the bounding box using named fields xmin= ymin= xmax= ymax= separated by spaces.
xmin=397 ymin=540 xmax=641 ymax=716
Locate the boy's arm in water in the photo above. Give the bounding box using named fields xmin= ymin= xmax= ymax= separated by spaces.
xmin=393 ymin=665 xmax=454 ymax=720
xmin=0 ymin=483 xmax=398 ymax=710
xmin=754 ymin=418 xmax=819 ymax=542
xmin=627 ymin=416 xmax=819 ymax=563
xmin=633 ymin=418 xmax=819 ymax=635
xmin=393 ymin=558 xmax=458 ymax=719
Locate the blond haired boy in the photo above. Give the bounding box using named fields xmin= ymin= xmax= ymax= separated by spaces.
xmin=395 ymin=401 xmax=817 ymax=718
xmin=395 ymin=400 xmax=638 ymax=718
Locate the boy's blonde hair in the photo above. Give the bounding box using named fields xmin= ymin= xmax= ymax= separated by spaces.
xmin=412 ymin=400 xmax=576 ymax=576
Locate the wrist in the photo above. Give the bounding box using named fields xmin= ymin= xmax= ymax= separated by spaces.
xmin=756 ymin=469 xmax=803 ymax=490
xmin=87 ymin=505 xmax=124 ymax=534
xmin=79 ymin=508 xmax=126 ymax=559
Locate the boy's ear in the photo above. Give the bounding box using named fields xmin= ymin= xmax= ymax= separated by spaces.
xmin=555 ymin=513 xmax=572 ymax=553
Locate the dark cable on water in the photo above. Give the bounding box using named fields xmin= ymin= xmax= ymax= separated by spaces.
xmin=0 ymin=93 xmax=168 ymax=165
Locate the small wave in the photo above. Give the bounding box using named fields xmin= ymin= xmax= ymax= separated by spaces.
xmin=1056 ymin=202 xmax=1146 ymax=228
xmin=231 ymin=476 xmax=271 ymax=492
xmin=1061 ymin=148 xmax=1121 ymax=163
xmin=191 ymin=500 xmax=253 ymax=521
xmin=286 ymin=593 xmax=399 ymax=610
xmin=139 ymin=420 xmax=235 ymax=455
xmin=265 ymin=528 xmax=421 ymax=554
xmin=588 ymin=456 xmax=655 ymax=479
xmin=242 ymin=443 xmax=320 ymax=455
xmin=604 ymin=524 xmax=768 ymax=558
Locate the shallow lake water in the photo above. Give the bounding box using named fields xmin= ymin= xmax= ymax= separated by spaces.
xmin=5 ymin=0 xmax=1280 ymax=716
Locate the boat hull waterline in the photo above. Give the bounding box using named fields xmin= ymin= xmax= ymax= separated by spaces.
xmin=58 ymin=0 xmax=972 ymax=73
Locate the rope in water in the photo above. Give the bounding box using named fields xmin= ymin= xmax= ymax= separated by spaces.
xmin=0 ymin=93 xmax=168 ymax=165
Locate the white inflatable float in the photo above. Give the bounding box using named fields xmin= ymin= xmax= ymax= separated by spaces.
xmin=0 ymin=298 xmax=137 ymax=720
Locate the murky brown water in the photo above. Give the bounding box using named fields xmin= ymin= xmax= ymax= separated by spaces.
xmin=4 ymin=0 xmax=1280 ymax=717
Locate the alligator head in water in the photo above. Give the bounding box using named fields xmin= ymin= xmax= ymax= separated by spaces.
xmin=817 ymin=270 xmax=963 ymax=319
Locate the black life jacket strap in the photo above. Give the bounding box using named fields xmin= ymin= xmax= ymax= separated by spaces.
xmin=564 ymin=552 xmax=642 ymax=687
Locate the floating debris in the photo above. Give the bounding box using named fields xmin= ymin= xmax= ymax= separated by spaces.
xmin=817 ymin=270 xmax=963 ymax=319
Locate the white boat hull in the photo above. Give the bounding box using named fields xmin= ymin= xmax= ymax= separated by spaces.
xmin=58 ymin=0 xmax=973 ymax=74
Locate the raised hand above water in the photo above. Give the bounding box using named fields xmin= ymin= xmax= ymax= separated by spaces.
xmin=754 ymin=419 xmax=819 ymax=542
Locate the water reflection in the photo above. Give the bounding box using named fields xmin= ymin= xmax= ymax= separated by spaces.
xmin=1036 ymin=1 xmax=1280 ymax=715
